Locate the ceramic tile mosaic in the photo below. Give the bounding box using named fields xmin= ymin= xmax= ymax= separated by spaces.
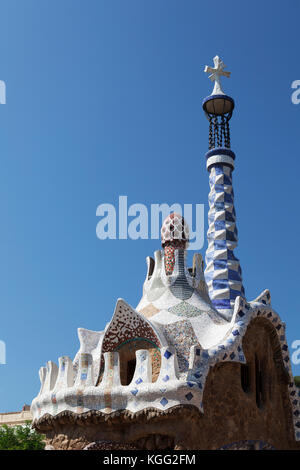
xmin=161 ymin=213 xmax=189 ymax=246
xmin=101 ymin=299 xmax=162 ymax=354
xmin=139 ymin=303 xmax=160 ymax=319
xmin=205 ymin=164 xmax=245 ymax=319
xmin=169 ymin=250 xmax=194 ymax=300
xmin=163 ymin=241 xmax=186 ymax=275
xmin=30 ymin=290 xmax=300 ymax=441
xmin=168 ymin=301 xmax=206 ymax=318
xmin=158 ymin=321 xmax=200 ymax=372
xmin=161 ymin=213 xmax=188 ymax=275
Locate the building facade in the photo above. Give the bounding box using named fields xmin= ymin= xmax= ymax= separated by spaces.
xmin=0 ymin=405 xmax=32 ymax=427
xmin=30 ymin=58 xmax=300 ymax=450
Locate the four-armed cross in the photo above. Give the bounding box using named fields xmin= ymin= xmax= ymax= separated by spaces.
xmin=204 ymin=56 xmax=231 ymax=95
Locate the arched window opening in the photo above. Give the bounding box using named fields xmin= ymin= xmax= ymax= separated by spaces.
xmin=126 ymin=358 xmax=136 ymax=385
xmin=116 ymin=338 xmax=161 ymax=385
xmin=241 ymin=363 xmax=251 ymax=393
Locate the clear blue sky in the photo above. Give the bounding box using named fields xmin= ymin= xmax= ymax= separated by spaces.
xmin=0 ymin=0 xmax=299 ymax=412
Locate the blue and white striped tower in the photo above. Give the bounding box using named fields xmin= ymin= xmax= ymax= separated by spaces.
xmin=203 ymin=56 xmax=245 ymax=320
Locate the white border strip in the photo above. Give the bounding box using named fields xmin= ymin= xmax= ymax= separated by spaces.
xmin=207 ymin=154 xmax=235 ymax=170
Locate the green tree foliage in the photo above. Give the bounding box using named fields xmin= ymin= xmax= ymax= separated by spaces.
xmin=0 ymin=421 xmax=45 ymax=450
xmin=295 ymin=376 xmax=300 ymax=388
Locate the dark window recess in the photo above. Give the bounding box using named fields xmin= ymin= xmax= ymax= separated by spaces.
xmin=241 ymin=364 xmax=251 ymax=393
xmin=147 ymin=257 xmax=155 ymax=280
xmin=126 ymin=359 xmax=136 ymax=385
xmin=255 ymin=355 xmax=263 ymax=408
xmin=188 ymin=267 xmax=196 ymax=278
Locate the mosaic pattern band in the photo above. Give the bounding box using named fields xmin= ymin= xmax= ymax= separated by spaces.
xmin=205 ymin=162 xmax=245 ymax=318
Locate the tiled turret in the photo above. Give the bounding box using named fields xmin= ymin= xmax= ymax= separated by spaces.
xmin=203 ymin=56 xmax=245 ymax=319
xmin=205 ymin=157 xmax=245 ymax=318
xmin=161 ymin=213 xmax=189 ymax=275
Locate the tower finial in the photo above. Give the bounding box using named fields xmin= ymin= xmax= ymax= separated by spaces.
xmin=204 ymin=55 xmax=231 ymax=95
xmin=202 ymin=55 xmax=234 ymax=155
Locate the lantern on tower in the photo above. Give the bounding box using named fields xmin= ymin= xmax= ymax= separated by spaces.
xmin=203 ymin=56 xmax=235 ymax=169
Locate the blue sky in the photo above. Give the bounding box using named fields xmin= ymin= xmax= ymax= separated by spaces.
xmin=0 ymin=0 xmax=299 ymax=411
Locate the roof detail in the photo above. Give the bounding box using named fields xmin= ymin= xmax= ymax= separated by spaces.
xmin=30 ymin=292 xmax=300 ymax=441
xmin=161 ymin=213 xmax=189 ymax=246
xmin=101 ymin=299 xmax=164 ymax=353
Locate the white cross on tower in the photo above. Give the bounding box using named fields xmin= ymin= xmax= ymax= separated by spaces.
xmin=204 ymin=56 xmax=231 ymax=96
